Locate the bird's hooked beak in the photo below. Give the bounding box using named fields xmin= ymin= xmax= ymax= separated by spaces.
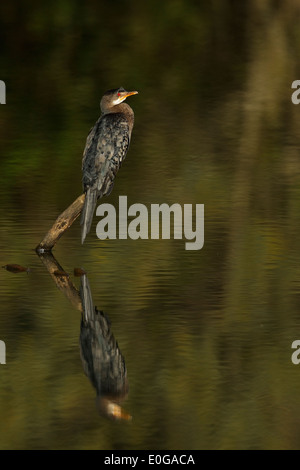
xmin=114 ymin=90 xmax=138 ymax=105
xmin=123 ymin=90 xmax=138 ymax=98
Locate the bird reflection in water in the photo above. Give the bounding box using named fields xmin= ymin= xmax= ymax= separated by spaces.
xmin=37 ymin=252 xmax=131 ymax=421
xmin=80 ymin=274 xmax=131 ymax=421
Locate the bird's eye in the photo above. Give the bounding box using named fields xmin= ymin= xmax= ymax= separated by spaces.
xmin=117 ymin=92 xmax=120 ymax=97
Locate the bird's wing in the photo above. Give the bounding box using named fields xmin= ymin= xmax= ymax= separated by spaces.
xmin=82 ymin=113 xmax=130 ymax=193
xmin=80 ymin=113 xmax=131 ymax=243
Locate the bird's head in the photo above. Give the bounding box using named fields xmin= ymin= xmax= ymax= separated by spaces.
xmin=101 ymin=87 xmax=138 ymax=112
xmin=97 ymin=396 xmax=132 ymax=421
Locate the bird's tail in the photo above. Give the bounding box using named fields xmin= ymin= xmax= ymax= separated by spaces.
xmin=80 ymin=274 xmax=94 ymax=322
xmin=81 ymin=188 xmax=97 ymax=244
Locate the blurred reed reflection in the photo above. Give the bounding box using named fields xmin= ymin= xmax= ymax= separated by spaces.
xmin=37 ymin=251 xmax=131 ymax=421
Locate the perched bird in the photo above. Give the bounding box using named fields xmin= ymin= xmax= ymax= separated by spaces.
xmin=81 ymin=87 xmax=138 ymax=243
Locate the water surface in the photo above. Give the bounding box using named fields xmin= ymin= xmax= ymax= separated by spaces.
xmin=1 ymin=1 xmax=300 ymax=450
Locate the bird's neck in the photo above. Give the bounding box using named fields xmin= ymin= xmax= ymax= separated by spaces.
xmin=105 ymin=102 xmax=134 ymax=117
xmin=103 ymin=102 xmax=135 ymax=134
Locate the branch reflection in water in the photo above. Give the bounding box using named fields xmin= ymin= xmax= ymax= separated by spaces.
xmin=37 ymin=251 xmax=132 ymax=422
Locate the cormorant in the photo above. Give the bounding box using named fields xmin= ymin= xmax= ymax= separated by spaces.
xmin=81 ymin=87 xmax=138 ymax=243
xmin=79 ymin=274 xmax=131 ymax=421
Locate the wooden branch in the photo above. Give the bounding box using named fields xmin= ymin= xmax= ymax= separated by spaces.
xmin=37 ymin=251 xmax=82 ymax=311
xmin=36 ymin=193 xmax=85 ymax=252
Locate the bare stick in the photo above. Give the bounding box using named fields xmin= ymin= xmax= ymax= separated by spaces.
xmin=37 ymin=251 xmax=82 ymax=311
xmin=36 ymin=193 xmax=85 ymax=252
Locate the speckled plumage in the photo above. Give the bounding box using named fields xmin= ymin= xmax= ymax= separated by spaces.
xmin=79 ymin=274 xmax=130 ymax=420
xmin=79 ymin=275 xmax=128 ymax=398
xmin=81 ymin=87 xmax=137 ymax=243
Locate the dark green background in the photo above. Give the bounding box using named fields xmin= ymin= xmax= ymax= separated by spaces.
xmin=1 ymin=0 xmax=300 ymax=449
